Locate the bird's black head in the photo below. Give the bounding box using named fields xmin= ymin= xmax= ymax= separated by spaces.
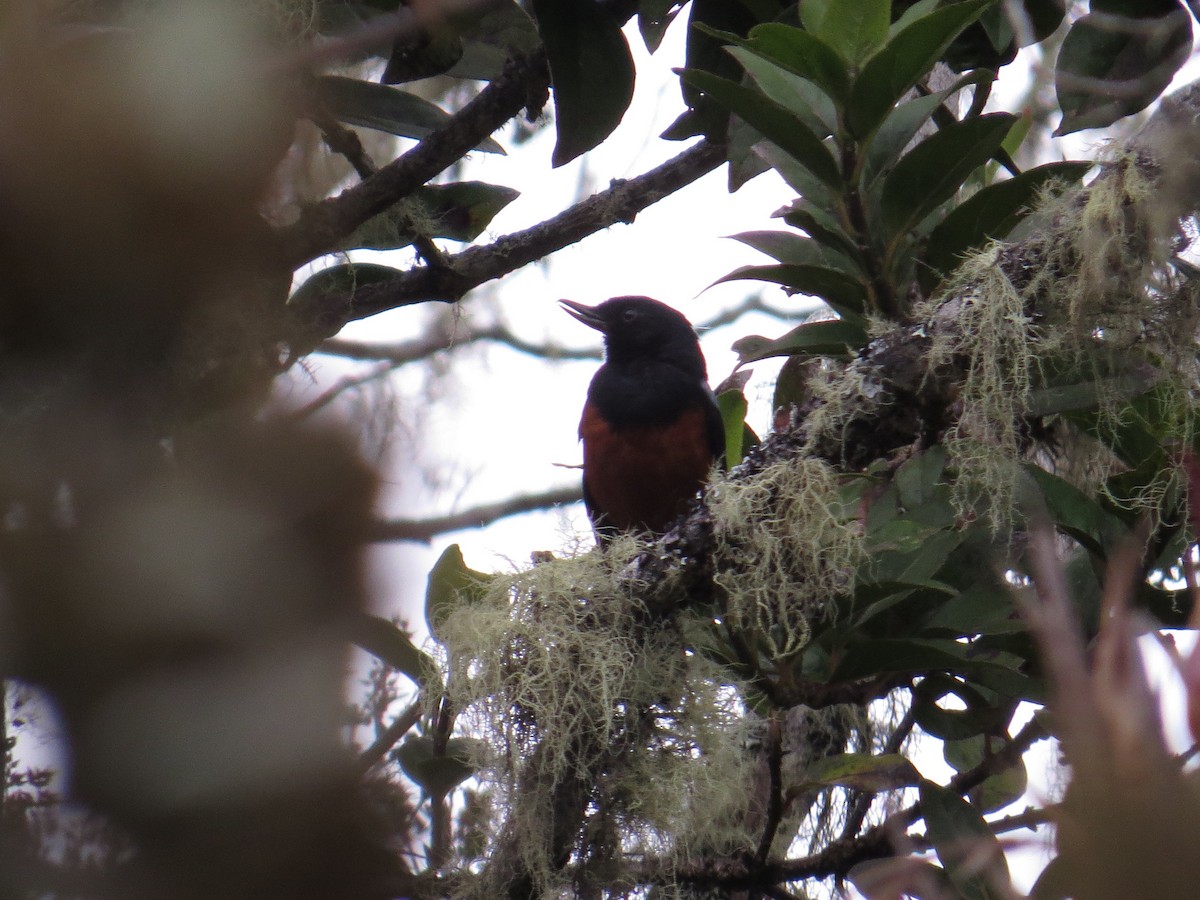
xmin=559 ymin=295 xmax=707 ymax=378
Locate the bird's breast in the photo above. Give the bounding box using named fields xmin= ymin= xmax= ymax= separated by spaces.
xmin=579 ymin=401 xmax=716 ymax=534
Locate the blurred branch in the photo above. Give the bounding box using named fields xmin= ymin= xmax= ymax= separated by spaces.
xmin=358 ymin=697 xmax=424 ymax=774
xmin=316 ymin=294 xmax=794 ymax=366
xmin=319 ymin=324 xmax=604 ymax=365
xmin=275 ymin=48 xmax=551 ymax=269
xmin=371 ymin=484 xmax=583 ymax=543
xmin=288 ymin=360 xmax=399 ymax=421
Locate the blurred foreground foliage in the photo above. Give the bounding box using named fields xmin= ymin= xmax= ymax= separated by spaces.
xmin=5 ymin=1 xmax=1200 ymax=899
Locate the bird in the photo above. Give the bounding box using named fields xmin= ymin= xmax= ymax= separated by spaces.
xmin=560 ymin=296 xmax=725 ymax=545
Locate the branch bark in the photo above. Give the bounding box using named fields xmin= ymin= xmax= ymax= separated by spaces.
xmin=273 ymin=48 xmax=551 ymax=270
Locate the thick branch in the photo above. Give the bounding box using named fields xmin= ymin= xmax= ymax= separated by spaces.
xmin=274 ymin=48 xmax=550 ymax=269
xmin=371 ymin=484 xmax=583 ymax=543
xmin=286 ymin=138 xmax=727 ymax=344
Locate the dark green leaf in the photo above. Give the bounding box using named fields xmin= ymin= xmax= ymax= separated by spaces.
xmin=740 ymin=22 xmax=850 ymax=102
xmin=1055 ymin=3 xmax=1191 ymax=135
xmin=678 ymin=69 xmax=842 ymax=189
xmin=914 ymin=675 xmax=1010 ymax=741
xmin=396 ymin=736 xmax=478 ymax=797
xmin=728 ymin=47 xmax=836 ymax=137
xmin=731 ymin=318 xmax=869 ymax=365
xmin=847 ymin=0 xmax=992 ymax=139
xmin=881 ymin=112 xmax=1017 ymax=238
xmin=674 ymin=0 xmax=759 ymax=137
xmin=531 ymin=0 xmax=635 ymax=166
xmin=922 ymin=585 xmax=1023 ymax=637
xmin=446 ymin=1 xmax=541 ymax=80
xmin=350 ymin=613 xmax=438 ymax=688
xmin=862 ymin=87 xmax=955 ymax=187
xmin=730 ymin=230 xmax=860 ymax=274
xmin=920 ymin=781 xmax=1012 ymax=899
xmin=944 ymin=735 xmax=1028 ymax=813
xmin=924 ymin=160 xmax=1093 ymax=280
xmin=339 ymin=181 xmax=519 ymax=250
xmin=831 ymin=637 xmax=1034 ymax=689
xmin=755 ymin=144 xmax=839 ymax=210
xmin=1023 ymin=465 xmax=1129 ymax=556
xmin=776 ymin=198 xmax=860 ymax=258
xmin=790 ymin=752 xmax=922 ymax=796
xmin=893 ymin=445 xmax=950 ymax=511
xmin=1024 ymin=361 xmax=1162 ymax=416
xmin=639 ymin=0 xmax=683 ymax=52
xmin=288 ymin=262 xmax=401 ymax=339
xmin=712 ymin=264 xmax=867 ymax=321
xmin=425 ymin=544 xmax=494 ymax=643
xmin=382 ymin=32 xmax=462 ymax=84
xmin=314 ymin=76 xmax=504 ymax=153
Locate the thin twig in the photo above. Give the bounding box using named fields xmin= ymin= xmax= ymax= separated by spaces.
xmin=370 ymin=484 xmax=584 ymax=543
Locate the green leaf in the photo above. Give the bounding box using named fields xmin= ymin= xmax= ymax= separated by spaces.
xmin=920 ymin=781 xmax=1012 ymax=899
xmin=922 ymin=585 xmax=1023 ymax=636
xmin=639 ymin=0 xmax=683 ymax=52
xmin=712 ymin=264 xmax=867 ymax=321
xmin=674 ymin=0 xmax=759 ymax=136
xmin=339 ymin=182 xmax=520 ymax=251
xmin=731 ymin=318 xmax=868 ymax=365
xmin=881 ymin=112 xmax=1017 ymax=238
xmin=678 ymin=69 xmax=842 ymax=189
xmin=893 ymin=445 xmax=950 ymax=511
xmin=831 ymin=637 xmax=1033 ymax=688
xmin=790 ymin=752 xmax=922 ymax=796
xmin=847 ymin=0 xmax=992 ymax=139
xmin=350 ymin=613 xmax=439 ymax=688
xmin=914 ymin=674 xmax=1011 ymax=741
xmin=801 ymin=0 xmax=890 ymax=64
xmin=924 ymin=160 xmax=1093 ymax=280
xmin=727 ymin=47 xmax=836 ymax=138
xmin=396 ymin=736 xmax=478 ymax=797
xmin=862 ymin=86 xmax=955 ymax=187
xmin=776 ymin=198 xmax=860 ymax=258
xmin=717 ymin=389 xmax=749 ymax=467
xmin=425 ymin=544 xmax=494 ymax=643
xmin=288 ymin=262 xmax=401 ymax=341
xmin=314 ymin=76 xmax=504 ymax=153
xmin=446 ymin=1 xmax=542 ymax=81
xmin=944 ymin=735 xmax=1029 ymax=813
xmin=1055 ymin=2 xmax=1191 ymax=136
xmin=1024 ymin=363 xmax=1162 ymax=417
xmin=531 ymin=0 xmax=635 ymax=166
xmin=1023 ymin=465 xmax=1130 ymax=555
xmin=730 ymin=230 xmax=860 ymax=275
xmin=740 ymin=23 xmax=850 ymax=102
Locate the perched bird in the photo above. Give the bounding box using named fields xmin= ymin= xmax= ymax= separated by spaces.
xmin=560 ymin=296 xmax=725 ymax=544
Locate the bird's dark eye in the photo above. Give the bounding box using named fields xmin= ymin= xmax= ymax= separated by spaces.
xmin=622 ymin=308 xmax=638 ymax=324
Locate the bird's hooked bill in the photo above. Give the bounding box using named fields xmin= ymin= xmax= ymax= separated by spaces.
xmin=559 ymin=299 xmax=607 ymax=333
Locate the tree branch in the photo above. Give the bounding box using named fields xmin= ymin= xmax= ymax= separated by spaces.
xmin=284 ymin=138 xmax=728 ymax=346
xmin=274 ymin=48 xmax=550 ymax=270
xmin=316 ymin=294 xmax=794 ymax=367
xmin=370 ymin=484 xmax=583 ymax=543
